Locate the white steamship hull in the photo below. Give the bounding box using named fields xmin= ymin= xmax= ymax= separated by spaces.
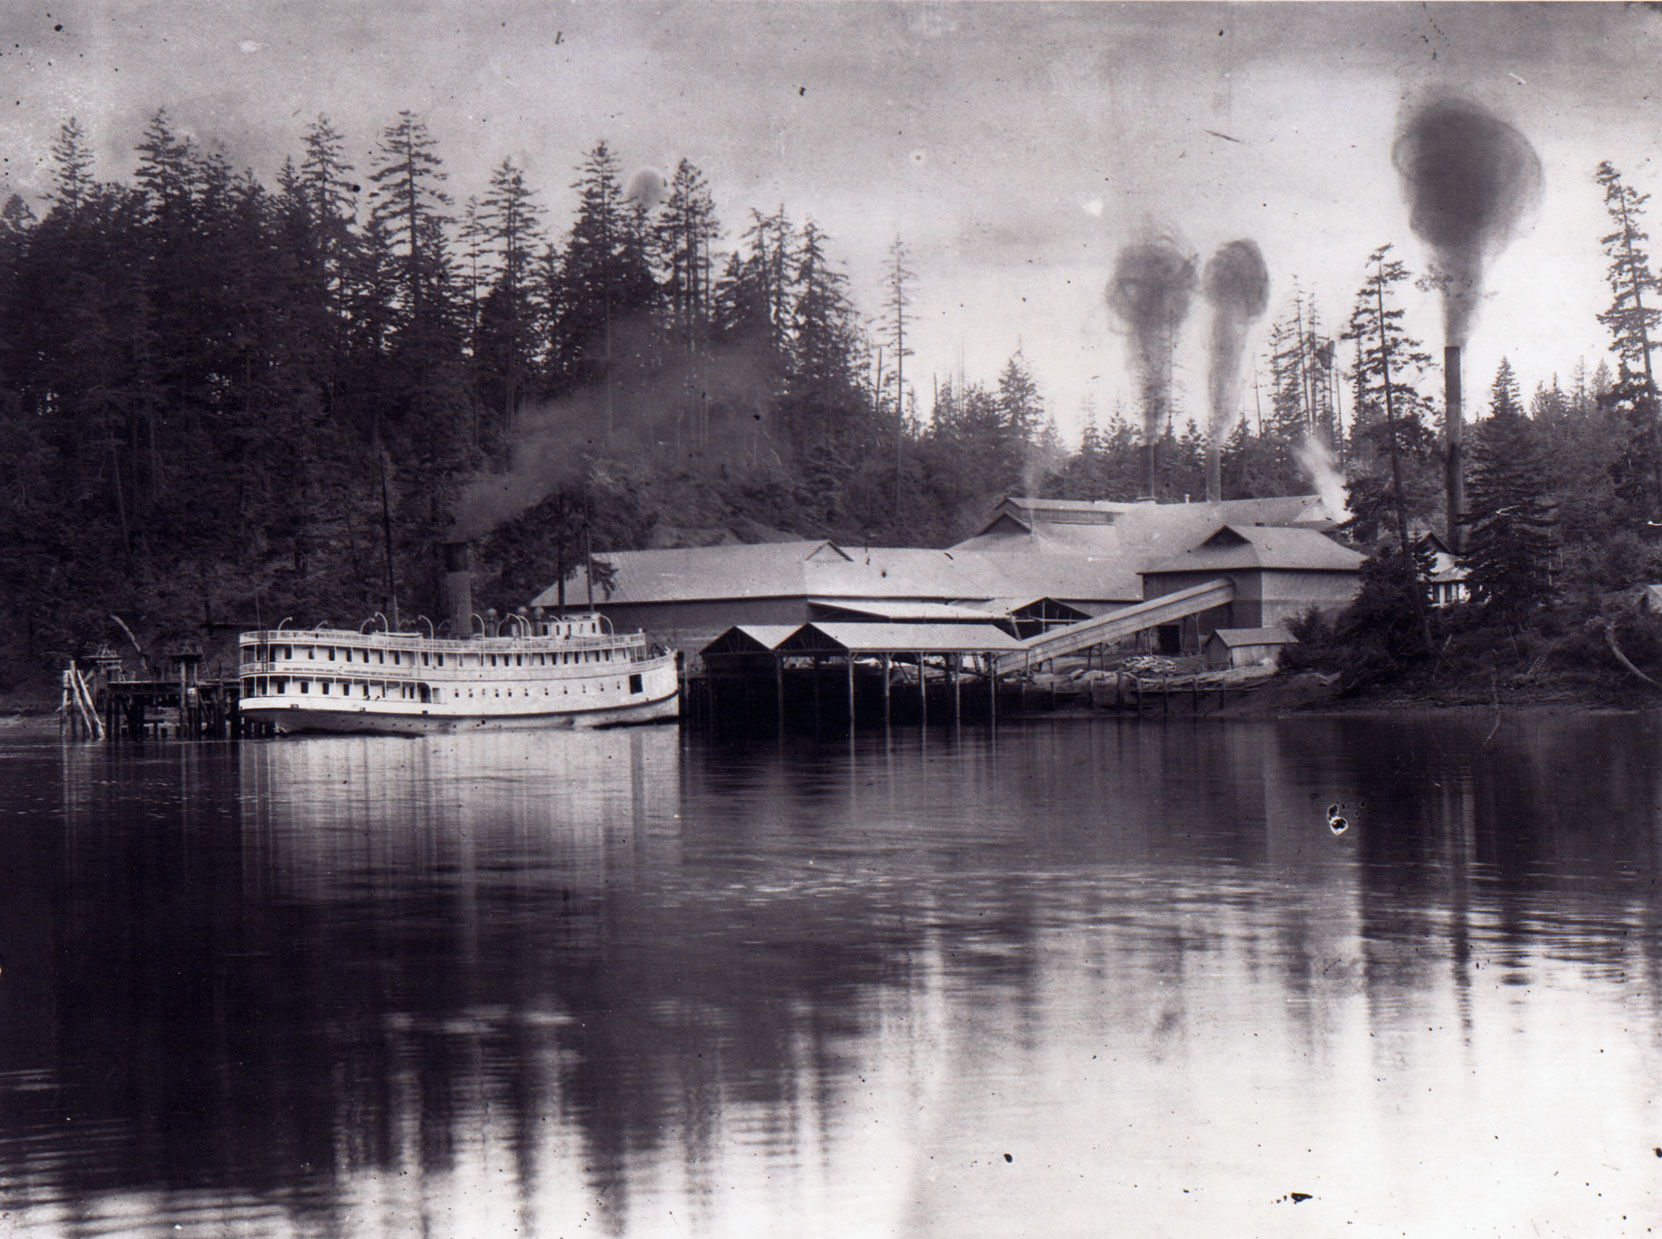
xmin=247 ymin=690 xmax=681 ymax=735
xmin=238 ymin=615 xmax=680 ymax=737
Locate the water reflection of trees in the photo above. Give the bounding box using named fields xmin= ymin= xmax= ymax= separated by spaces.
xmin=1332 ymin=712 xmax=1662 ymax=1017
xmin=4 ymin=716 xmax=1660 ymax=1234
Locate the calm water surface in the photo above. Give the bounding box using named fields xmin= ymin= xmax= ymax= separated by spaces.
xmin=1 ymin=714 xmax=1660 ymax=1237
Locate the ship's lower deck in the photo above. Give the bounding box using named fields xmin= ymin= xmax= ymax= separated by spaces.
xmin=241 ymin=689 xmax=681 ymax=735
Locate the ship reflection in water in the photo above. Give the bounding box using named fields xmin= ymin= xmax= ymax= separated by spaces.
xmin=1 ymin=716 xmax=1660 ymax=1236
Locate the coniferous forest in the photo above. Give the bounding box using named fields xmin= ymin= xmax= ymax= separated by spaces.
xmin=2 ymin=108 xmax=1661 ymax=699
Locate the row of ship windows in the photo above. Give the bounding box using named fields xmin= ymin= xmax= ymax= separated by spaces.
xmin=242 ymin=675 xmax=646 ymax=701
xmin=252 ymin=645 xmax=619 ymax=668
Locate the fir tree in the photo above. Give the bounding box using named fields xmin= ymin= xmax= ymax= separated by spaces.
xmin=553 ymin=141 xmax=657 ymax=410
xmin=784 ymin=219 xmax=862 ymax=460
xmin=1606 ymin=368 xmax=1662 ymax=529
xmin=1461 ymin=363 xmax=1556 ymax=621
xmin=1341 ymin=244 xmax=1435 ymax=651
xmin=1341 ymin=245 xmax=1436 ymax=555
xmin=49 ymin=117 xmax=95 ymax=212
xmin=367 ymin=111 xmax=453 ymax=341
xmin=475 ymin=157 xmax=544 ymax=439
xmin=995 ymin=347 xmax=1044 ymax=445
xmin=1595 ymin=161 xmax=1659 ymax=387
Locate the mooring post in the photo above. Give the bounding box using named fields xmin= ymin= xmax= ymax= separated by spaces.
xmin=846 ymin=656 xmax=856 ymax=738
xmin=774 ymin=654 xmax=785 ymax=736
xmin=989 ymin=656 xmax=997 ymax=729
xmin=882 ymin=652 xmax=892 ymax=728
xmin=917 ymin=653 xmax=926 ymax=726
xmin=952 ymin=653 xmax=961 ymax=725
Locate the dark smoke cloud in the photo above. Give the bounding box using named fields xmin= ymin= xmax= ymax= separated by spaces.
xmin=448 ymin=326 xmax=784 ymax=542
xmin=1393 ymin=96 xmax=1542 ymax=345
xmin=1202 ymin=239 xmax=1269 ymax=443
xmin=1107 ymin=235 xmax=1198 ymax=444
xmin=625 ymin=168 xmax=667 ymax=209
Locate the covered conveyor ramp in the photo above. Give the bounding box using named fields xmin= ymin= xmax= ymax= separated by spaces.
xmin=992 ymin=577 xmax=1235 ymax=674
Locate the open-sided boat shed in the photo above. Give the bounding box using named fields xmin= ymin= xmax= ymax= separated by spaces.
xmin=700 ymin=620 xmax=1026 ymax=731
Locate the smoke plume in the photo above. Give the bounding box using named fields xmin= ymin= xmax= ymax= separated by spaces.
xmin=625 ymin=169 xmax=668 ymax=209
xmin=1202 ymin=239 xmax=1270 ymax=444
xmin=1107 ymin=234 xmax=1199 ymax=447
xmin=448 ymin=328 xmax=785 ymax=543
xmin=1393 ymin=97 xmax=1542 ymax=345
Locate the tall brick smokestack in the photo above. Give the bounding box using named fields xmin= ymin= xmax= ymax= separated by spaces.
xmin=443 ymin=541 xmax=474 ymax=638
xmin=1445 ymin=346 xmax=1464 ymax=552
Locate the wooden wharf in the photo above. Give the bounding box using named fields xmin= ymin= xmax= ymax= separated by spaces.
xmin=1013 ymin=668 xmax=1275 ymax=716
xmin=59 ymin=644 xmax=255 ymax=741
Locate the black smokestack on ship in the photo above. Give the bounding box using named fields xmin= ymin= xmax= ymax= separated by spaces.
xmin=1394 ymin=97 xmax=1541 ymax=551
xmin=443 ymin=541 xmax=474 ymax=638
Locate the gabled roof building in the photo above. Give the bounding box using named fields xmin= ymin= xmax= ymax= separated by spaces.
xmin=530 ymin=495 xmax=1360 ymax=660
xmin=1141 ymin=524 xmax=1366 ymax=630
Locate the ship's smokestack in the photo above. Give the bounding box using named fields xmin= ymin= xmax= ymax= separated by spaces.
xmin=1445 ymin=346 xmax=1464 ymax=552
xmin=443 ymin=541 xmax=474 ymax=638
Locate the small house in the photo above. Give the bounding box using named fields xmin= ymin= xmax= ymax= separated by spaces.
xmin=1417 ymin=531 xmax=1469 ymax=608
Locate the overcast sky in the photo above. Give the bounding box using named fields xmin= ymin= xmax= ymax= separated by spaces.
xmin=2 ymin=1 xmax=1658 ymax=445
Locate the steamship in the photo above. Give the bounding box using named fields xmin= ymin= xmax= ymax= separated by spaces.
xmin=235 ymin=546 xmax=679 ymax=735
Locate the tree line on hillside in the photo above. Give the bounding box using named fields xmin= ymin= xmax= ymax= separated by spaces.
xmin=0 ymin=107 xmax=1657 ymax=694
xmin=0 ymin=108 xmax=1333 ymax=683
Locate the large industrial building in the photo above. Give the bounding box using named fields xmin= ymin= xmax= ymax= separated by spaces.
xmin=530 ymin=494 xmax=1361 ymax=663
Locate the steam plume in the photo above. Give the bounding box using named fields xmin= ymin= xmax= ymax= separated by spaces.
xmin=1201 ymin=239 xmax=1270 ymax=500
xmin=1293 ymin=434 xmax=1350 ymax=524
xmin=1393 ymin=97 xmax=1542 ymax=345
xmin=1107 ymin=234 xmax=1198 ymax=494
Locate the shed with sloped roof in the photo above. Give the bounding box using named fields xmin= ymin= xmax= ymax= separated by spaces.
xmin=1203 ymin=625 xmax=1296 ymax=669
